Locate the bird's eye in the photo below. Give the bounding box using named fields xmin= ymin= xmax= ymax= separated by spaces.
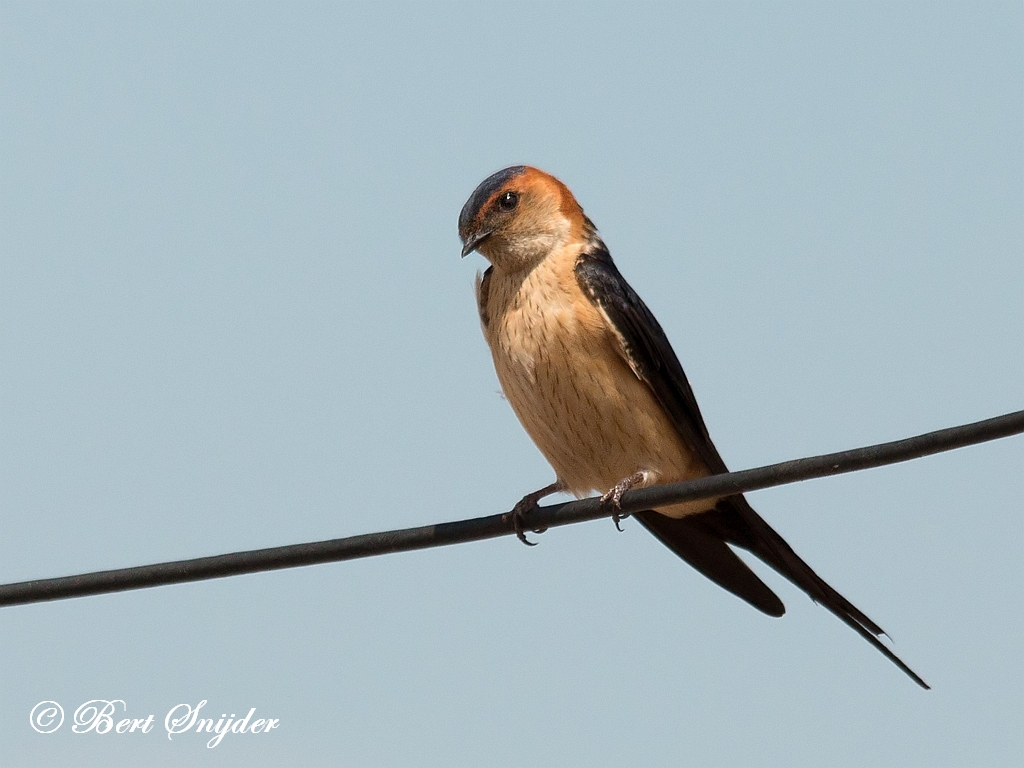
xmin=497 ymin=191 xmax=519 ymax=211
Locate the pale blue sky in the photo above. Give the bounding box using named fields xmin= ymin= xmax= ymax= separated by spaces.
xmin=2 ymin=3 xmax=1022 ymax=766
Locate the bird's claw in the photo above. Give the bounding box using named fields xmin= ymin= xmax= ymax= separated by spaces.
xmin=598 ymin=489 xmax=630 ymax=532
xmin=507 ymin=495 xmax=548 ymax=546
xmin=600 ymin=471 xmax=648 ymax=532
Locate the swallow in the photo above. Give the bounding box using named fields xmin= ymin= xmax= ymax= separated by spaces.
xmin=459 ymin=165 xmax=927 ymax=689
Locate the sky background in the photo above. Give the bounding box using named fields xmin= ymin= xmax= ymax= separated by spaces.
xmin=1 ymin=2 xmax=1022 ymax=766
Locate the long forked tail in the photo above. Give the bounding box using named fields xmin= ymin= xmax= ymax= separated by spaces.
xmin=635 ymin=497 xmax=929 ymax=689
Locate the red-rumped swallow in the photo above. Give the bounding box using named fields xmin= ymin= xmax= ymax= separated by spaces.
xmin=459 ymin=165 xmax=927 ymax=688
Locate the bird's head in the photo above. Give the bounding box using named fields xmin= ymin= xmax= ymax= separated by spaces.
xmin=458 ymin=166 xmax=590 ymax=271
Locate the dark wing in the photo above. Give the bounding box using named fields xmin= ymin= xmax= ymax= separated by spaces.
xmin=576 ymin=245 xmax=728 ymax=476
xmin=575 ymin=243 xmax=928 ymax=689
xmin=475 ymin=266 xmax=493 ymax=329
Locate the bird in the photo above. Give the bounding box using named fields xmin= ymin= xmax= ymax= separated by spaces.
xmin=458 ymin=165 xmax=928 ymax=689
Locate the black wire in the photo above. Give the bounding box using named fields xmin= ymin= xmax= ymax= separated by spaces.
xmin=1 ymin=409 xmax=1022 ymax=608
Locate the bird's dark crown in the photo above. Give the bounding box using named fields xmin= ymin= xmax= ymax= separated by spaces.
xmin=458 ymin=165 xmax=528 ymax=237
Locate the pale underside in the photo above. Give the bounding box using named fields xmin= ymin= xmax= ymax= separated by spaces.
xmin=478 ymin=247 xmax=713 ymax=518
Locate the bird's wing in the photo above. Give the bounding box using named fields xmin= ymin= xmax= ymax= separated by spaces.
xmin=575 ymin=244 xmax=928 ymax=688
xmin=475 ymin=266 xmax=493 ymax=330
xmin=575 ymin=244 xmax=728 ymax=475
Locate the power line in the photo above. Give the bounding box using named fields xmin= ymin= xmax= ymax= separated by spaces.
xmin=1 ymin=409 xmax=1021 ymax=608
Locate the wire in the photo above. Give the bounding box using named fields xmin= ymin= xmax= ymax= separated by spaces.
xmin=1 ymin=409 xmax=1021 ymax=608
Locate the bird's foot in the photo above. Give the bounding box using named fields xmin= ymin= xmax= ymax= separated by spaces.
xmin=600 ymin=471 xmax=650 ymax=532
xmin=505 ymin=482 xmax=561 ymax=546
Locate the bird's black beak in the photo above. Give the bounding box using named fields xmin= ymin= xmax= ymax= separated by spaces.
xmin=460 ymin=228 xmax=493 ymax=258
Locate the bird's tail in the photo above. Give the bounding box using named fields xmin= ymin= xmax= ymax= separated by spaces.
xmin=635 ymin=497 xmax=929 ymax=689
